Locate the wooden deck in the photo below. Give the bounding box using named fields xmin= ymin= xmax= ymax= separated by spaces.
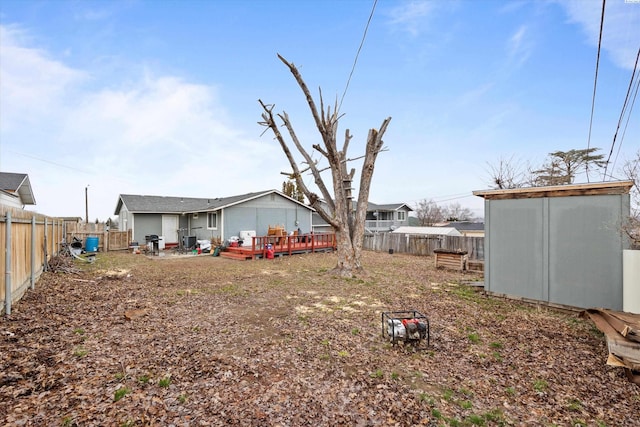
xmin=219 ymin=233 xmax=336 ymax=260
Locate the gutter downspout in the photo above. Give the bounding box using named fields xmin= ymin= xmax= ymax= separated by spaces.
xmin=220 ymin=209 xmax=224 ymax=242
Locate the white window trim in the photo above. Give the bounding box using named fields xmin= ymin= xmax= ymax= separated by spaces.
xmin=207 ymin=212 xmax=218 ymax=230
xmin=397 ymin=211 xmax=406 ymax=221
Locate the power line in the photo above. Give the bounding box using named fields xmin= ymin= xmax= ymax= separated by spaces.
xmin=7 ymin=149 xmax=93 ymax=174
xmin=338 ymin=0 xmax=378 ymax=113
xmin=604 ymin=46 xmax=640 ymax=179
xmin=585 ymin=0 xmax=606 ymax=182
xmin=610 ymin=72 xmax=640 ymax=177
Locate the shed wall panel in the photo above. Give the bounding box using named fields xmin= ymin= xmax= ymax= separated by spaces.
xmin=548 ymin=195 xmax=624 ymax=310
xmin=487 ymin=198 xmax=544 ymax=300
xmin=485 ymin=192 xmax=629 ymax=310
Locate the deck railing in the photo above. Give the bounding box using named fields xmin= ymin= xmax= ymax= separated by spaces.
xmin=246 ymin=233 xmax=336 ymax=259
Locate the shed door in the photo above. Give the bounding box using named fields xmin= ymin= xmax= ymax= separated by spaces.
xmin=162 ymin=215 xmax=179 ymax=244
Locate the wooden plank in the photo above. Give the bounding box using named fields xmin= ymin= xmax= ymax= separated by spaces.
xmin=435 ymin=252 xmax=468 ymax=270
xmin=473 ymin=180 xmax=634 ymax=200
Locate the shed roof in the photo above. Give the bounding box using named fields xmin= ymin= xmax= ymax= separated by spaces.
xmin=0 ymin=172 xmax=36 ymax=205
xmin=391 ymin=226 xmax=462 ymax=237
xmin=114 ymin=189 xmax=312 ymax=215
xmin=473 ymin=180 xmax=634 ymax=201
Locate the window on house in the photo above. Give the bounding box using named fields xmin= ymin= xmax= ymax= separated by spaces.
xmin=397 ymin=211 xmax=406 ymax=221
xmin=207 ymin=212 xmax=218 ymax=229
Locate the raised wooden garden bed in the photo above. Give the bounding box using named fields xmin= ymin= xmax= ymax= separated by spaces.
xmin=434 ymin=248 xmax=468 ymax=271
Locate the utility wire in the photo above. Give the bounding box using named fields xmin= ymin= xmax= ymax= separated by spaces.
xmin=586 ymin=0 xmax=606 ymax=182
xmin=604 ymin=46 xmax=640 ymax=179
xmin=338 ymin=0 xmax=378 ymax=113
xmin=610 ymin=72 xmax=640 ymax=178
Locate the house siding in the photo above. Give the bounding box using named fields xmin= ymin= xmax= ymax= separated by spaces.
xmin=131 ymin=214 xmax=162 ymax=245
xmin=224 ymin=194 xmax=311 ymax=239
xmin=189 ymin=213 xmax=213 ymax=241
xmin=115 ymin=191 xmax=315 ymax=247
xmin=0 ymin=192 xmax=22 ymax=209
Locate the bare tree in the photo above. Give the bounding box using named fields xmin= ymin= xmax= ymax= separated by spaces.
xmin=259 ymin=55 xmax=391 ymax=276
xmin=415 ymin=199 xmax=443 ymax=226
xmin=443 ymin=202 xmax=474 ymax=222
xmin=488 ymin=149 xmax=607 ymax=189
xmin=620 ymin=150 xmax=640 ymax=248
xmin=621 ymin=149 xmax=640 ymax=214
xmin=486 ymin=156 xmax=530 ymax=189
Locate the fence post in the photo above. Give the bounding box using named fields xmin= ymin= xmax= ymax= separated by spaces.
xmin=5 ymin=211 xmax=12 ymax=315
xmin=31 ymin=215 xmax=36 ymax=290
xmin=44 ymin=217 xmax=48 ymax=272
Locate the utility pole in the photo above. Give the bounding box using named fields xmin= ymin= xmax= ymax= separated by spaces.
xmin=85 ymin=185 xmax=89 ymax=223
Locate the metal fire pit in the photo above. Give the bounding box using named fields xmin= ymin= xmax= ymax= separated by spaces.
xmin=382 ymin=310 xmax=430 ymax=348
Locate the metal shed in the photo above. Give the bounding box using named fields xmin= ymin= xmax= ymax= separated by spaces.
xmin=473 ymin=181 xmax=634 ymax=310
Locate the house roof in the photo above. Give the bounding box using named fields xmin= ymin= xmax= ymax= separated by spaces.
xmin=439 ymin=221 xmax=484 ymax=231
xmin=368 ymin=202 xmax=413 ymax=211
xmin=473 ymin=180 xmax=634 ymax=200
xmin=391 ymin=226 xmax=462 ymax=237
xmin=0 ymin=172 xmax=36 ymax=205
xmin=114 ymin=189 xmax=313 ymax=215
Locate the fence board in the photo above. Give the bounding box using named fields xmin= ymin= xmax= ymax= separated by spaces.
xmin=64 ymin=223 xmax=130 ymax=252
xmin=1 ymin=206 xmax=63 ymax=314
xmin=363 ymin=233 xmax=484 ymax=260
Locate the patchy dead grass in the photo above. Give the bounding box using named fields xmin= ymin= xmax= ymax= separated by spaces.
xmin=1 ymin=250 xmax=637 ymax=426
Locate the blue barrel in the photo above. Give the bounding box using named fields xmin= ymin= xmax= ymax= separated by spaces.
xmin=85 ymin=236 xmax=99 ymax=252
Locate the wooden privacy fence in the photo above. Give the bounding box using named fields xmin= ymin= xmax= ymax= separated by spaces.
xmin=1 ymin=206 xmax=63 ymax=315
xmin=65 ymin=222 xmax=131 ymax=252
xmin=363 ymin=233 xmax=484 ymax=260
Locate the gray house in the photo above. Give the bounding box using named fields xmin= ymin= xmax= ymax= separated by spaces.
xmin=473 ymin=180 xmax=634 ymax=310
xmin=114 ymin=190 xmax=314 ymax=247
xmin=312 ymin=201 xmax=413 ymax=233
xmin=0 ymin=172 xmax=36 ymax=209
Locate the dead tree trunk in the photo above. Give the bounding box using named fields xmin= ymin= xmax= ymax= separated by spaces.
xmin=259 ymin=54 xmax=391 ymax=277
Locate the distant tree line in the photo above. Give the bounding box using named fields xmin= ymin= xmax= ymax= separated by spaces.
xmin=282 ymin=178 xmax=305 ymax=203
xmin=414 ymin=200 xmax=475 ymax=226
xmin=488 ymin=147 xmax=640 ymax=247
xmin=487 ymin=148 xmax=607 ymax=189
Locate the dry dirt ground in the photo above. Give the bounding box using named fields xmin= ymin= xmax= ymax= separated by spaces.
xmin=1 ymin=250 xmax=638 ymax=426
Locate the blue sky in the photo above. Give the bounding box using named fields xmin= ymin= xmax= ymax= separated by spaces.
xmin=1 ymin=0 xmax=638 ymax=221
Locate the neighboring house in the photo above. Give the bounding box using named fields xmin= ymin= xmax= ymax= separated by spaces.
xmin=366 ymin=203 xmax=413 ymax=232
xmin=311 ymin=201 xmax=413 ymax=233
xmin=114 ymin=189 xmax=314 ymax=247
xmin=0 ymin=172 xmax=36 ymax=209
xmin=391 ymin=226 xmax=462 ymax=237
xmin=474 ymin=180 xmax=634 ymax=311
xmin=438 ymin=221 xmax=485 ymax=237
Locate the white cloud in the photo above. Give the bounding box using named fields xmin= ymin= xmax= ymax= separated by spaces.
xmin=387 ymin=0 xmax=438 ymax=37
xmin=560 ymin=0 xmax=640 ymax=70
xmin=0 ymin=25 xmax=86 ymax=131
xmin=0 ymin=24 xmax=284 ymax=219
xmin=507 ymin=25 xmax=533 ymax=67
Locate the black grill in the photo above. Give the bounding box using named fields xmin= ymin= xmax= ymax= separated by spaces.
xmin=145 ymin=235 xmax=160 ymax=255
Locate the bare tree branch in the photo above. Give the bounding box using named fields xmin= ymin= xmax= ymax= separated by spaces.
xmin=262 ymin=54 xmax=392 ymax=276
